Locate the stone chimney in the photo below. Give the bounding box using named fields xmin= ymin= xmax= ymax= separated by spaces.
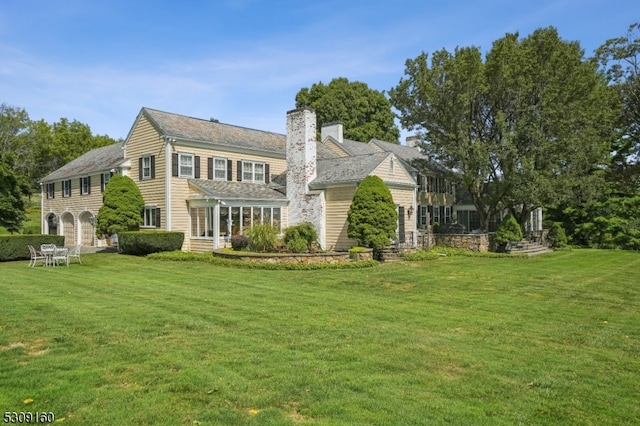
xmin=321 ymin=121 xmax=343 ymax=144
xmin=286 ymin=109 xmax=325 ymax=248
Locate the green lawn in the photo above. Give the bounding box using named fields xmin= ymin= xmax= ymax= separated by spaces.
xmin=1 ymin=250 xmax=639 ymax=425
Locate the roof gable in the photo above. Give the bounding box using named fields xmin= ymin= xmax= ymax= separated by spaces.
xmin=125 ymin=108 xmax=287 ymax=157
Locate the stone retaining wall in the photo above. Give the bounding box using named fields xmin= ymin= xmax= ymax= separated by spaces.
xmin=213 ymin=248 xmax=373 ymax=264
xmin=417 ymin=233 xmax=490 ymax=252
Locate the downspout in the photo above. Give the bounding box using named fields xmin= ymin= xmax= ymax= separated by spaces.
xmin=164 ymin=136 xmax=173 ymax=231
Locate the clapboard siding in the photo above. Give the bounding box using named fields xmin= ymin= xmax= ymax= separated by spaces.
xmin=325 ymin=186 xmax=358 ymax=251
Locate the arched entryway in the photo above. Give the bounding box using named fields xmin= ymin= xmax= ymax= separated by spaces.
xmin=79 ymin=211 xmax=95 ymax=246
xmin=46 ymin=213 xmax=58 ymax=235
xmin=61 ymin=212 xmax=75 ymax=246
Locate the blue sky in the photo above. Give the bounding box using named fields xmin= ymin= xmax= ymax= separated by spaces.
xmin=0 ymin=0 xmax=637 ymax=142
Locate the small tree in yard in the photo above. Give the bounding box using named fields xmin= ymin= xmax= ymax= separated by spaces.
xmin=494 ymin=214 xmax=523 ymax=245
xmin=347 ymin=175 xmax=398 ymax=251
xmin=96 ymin=175 xmax=144 ymax=238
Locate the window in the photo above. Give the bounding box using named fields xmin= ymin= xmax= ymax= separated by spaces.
xmin=179 ymin=153 xmax=194 ymax=178
xmin=242 ymin=161 xmax=265 ymax=183
xmin=419 ymin=206 xmax=428 ymax=227
xmin=143 ymin=207 xmax=161 ymax=228
xmin=444 ymin=206 xmax=452 ymax=224
xmin=432 ymin=205 xmax=440 ymax=224
xmin=213 ymin=157 xmax=227 ymax=180
xmin=101 ymin=172 xmax=111 ymax=192
xmin=46 ymin=183 xmax=55 ymax=199
xmin=80 ymin=176 xmax=91 ymax=195
xmin=190 ymin=206 xmax=214 ymax=238
xmin=62 ymin=180 xmax=71 ymax=197
xmin=140 ymin=155 xmax=154 ymax=180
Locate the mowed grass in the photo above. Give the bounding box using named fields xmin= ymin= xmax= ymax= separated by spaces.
xmin=0 ymin=250 xmax=638 ymax=425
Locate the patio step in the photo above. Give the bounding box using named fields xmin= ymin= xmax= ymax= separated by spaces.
xmin=507 ymin=240 xmax=553 ymax=256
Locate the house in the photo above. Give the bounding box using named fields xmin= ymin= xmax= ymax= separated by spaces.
xmin=40 ymin=107 xmax=456 ymax=252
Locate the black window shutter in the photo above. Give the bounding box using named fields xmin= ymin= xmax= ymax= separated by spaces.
xmin=398 ymin=206 xmax=406 ymax=243
xmin=155 ymin=208 xmax=161 ymax=228
xmin=138 ymin=157 xmax=143 ymax=180
xmin=227 ymin=159 xmax=233 ymax=181
xmin=207 ymin=158 xmax=213 ymax=179
xmin=88 ymin=176 xmax=91 ymax=194
xmin=194 ymin=156 xmax=200 ymax=178
xmin=265 ymin=163 xmax=270 ymax=183
xmin=52 ymin=183 xmax=55 ymax=199
xmin=79 ymin=178 xmax=83 ymax=194
xmin=172 ymin=153 xmax=178 ymax=177
xmin=237 ymin=161 xmax=242 ymax=181
xmin=150 ymin=155 xmax=155 ymax=179
xmin=101 ymin=173 xmax=105 ymax=192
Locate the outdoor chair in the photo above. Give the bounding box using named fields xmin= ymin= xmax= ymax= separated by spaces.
xmin=40 ymin=244 xmax=56 ymax=267
xmin=51 ymin=247 xmax=69 ymax=267
xmin=28 ymin=245 xmax=46 ymax=267
xmin=67 ymin=245 xmax=82 ymax=264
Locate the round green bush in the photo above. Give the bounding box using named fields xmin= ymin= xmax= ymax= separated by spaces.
xmin=286 ymin=237 xmax=308 ymax=253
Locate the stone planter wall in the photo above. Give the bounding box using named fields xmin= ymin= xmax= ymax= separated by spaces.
xmin=213 ymin=248 xmax=373 ymax=264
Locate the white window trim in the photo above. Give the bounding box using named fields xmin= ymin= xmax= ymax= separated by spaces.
xmin=242 ymin=160 xmax=265 ymax=183
xmin=142 ymin=206 xmax=157 ymax=228
xmin=80 ymin=176 xmax=90 ymax=195
xmin=213 ymin=157 xmax=227 ymax=180
xmin=142 ymin=155 xmax=152 ymax=180
xmin=179 ymin=153 xmax=194 ymax=178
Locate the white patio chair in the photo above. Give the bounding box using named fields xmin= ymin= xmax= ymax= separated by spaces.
xmin=28 ymin=245 xmax=46 ymax=267
xmin=40 ymin=244 xmax=56 ymax=267
xmin=51 ymin=247 xmax=69 ymax=267
xmin=67 ymin=245 xmax=82 ymax=264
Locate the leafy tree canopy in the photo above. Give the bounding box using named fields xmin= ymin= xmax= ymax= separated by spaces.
xmin=295 ymin=77 xmax=400 ymax=143
xmin=390 ymin=27 xmax=614 ymax=231
xmin=96 ymin=174 xmax=144 ymax=237
xmin=347 ymin=175 xmax=398 ymax=250
xmin=596 ymin=21 xmax=640 ymax=196
xmin=0 ymin=157 xmax=27 ymax=233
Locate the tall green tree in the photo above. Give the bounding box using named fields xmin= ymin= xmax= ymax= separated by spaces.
xmin=96 ymin=175 xmax=144 ymax=237
xmin=347 ymin=175 xmax=398 ymax=250
xmin=390 ymin=27 xmax=614 ymax=231
xmin=295 ymin=77 xmax=400 ymax=143
xmin=596 ymin=21 xmax=640 ymax=195
xmin=0 ymin=158 xmax=27 ymax=233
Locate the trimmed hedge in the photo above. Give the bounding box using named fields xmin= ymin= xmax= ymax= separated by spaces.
xmin=118 ymin=231 xmax=184 ymax=256
xmin=0 ymin=234 xmax=65 ymax=262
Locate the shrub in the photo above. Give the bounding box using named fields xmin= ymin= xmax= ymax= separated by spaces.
xmin=286 ymin=237 xmax=308 ymax=253
xmin=0 ymin=234 xmax=65 ymax=262
xmin=494 ymin=214 xmax=523 ymax=244
xmin=283 ymin=222 xmax=318 ymax=252
xmin=246 ymin=224 xmax=278 ymax=252
xmin=96 ymin=175 xmax=144 ymax=237
xmin=230 ymin=234 xmax=249 ymax=251
xmin=118 ymin=231 xmax=184 ymax=256
xmin=547 ymin=222 xmax=568 ymax=249
xmin=347 ymin=175 xmax=398 ymax=251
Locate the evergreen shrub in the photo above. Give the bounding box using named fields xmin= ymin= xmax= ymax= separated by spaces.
xmin=283 ymin=222 xmax=318 ymax=252
xmin=230 ymin=235 xmax=249 ymax=251
xmin=494 ymin=214 xmax=523 ymax=244
xmin=119 ymin=231 xmax=184 ymax=256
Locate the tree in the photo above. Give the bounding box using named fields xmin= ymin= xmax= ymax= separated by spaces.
xmin=96 ymin=175 xmax=144 ymax=237
xmin=295 ymin=77 xmax=400 ymax=143
xmin=596 ymin=21 xmax=640 ymax=196
xmin=347 ymin=175 xmax=398 ymax=250
xmin=390 ymin=27 xmax=614 ymax=231
xmin=0 ymin=158 xmax=27 ymax=233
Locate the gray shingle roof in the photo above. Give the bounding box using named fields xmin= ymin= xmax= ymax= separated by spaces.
xmin=311 ymin=152 xmax=394 ymax=188
xmin=188 ymin=179 xmax=288 ymax=201
xmin=142 ymin=108 xmax=286 ymax=157
xmin=369 ymin=139 xmax=449 ymax=174
xmin=40 ymin=142 xmax=125 ymax=182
